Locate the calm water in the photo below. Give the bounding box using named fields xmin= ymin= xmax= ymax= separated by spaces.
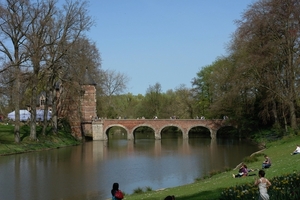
xmin=0 ymin=138 xmax=260 ymax=200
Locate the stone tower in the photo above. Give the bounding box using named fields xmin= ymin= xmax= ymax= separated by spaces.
xmin=80 ymin=68 xmax=97 ymax=137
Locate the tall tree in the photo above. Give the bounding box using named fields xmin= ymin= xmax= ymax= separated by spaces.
xmin=191 ymin=64 xmax=214 ymax=118
xmin=25 ymin=0 xmax=56 ymax=140
xmin=142 ymin=83 xmax=162 ymax=118
xmin=0 ymin=0 xmax=96 ymax=140
xmin=0 ymin=0 xmax=32 ymax=142
xmin=41 ymin=0 xmax=94 ymax=135
xmin=98 ymin=69 xmax=129 ymax=118
xmin=232 ymin=0 xmax=300 ymax=130
xmin=172 ymin=85 xmax=195 ymax=119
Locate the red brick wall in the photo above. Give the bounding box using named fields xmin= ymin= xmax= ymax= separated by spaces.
xmin=58 ymin=83 xmax=96 ymax=139
xmin=80 ymin=85 xmax=96 ymax=136
xmin=81 ymin=85 xmax=97 ymax=122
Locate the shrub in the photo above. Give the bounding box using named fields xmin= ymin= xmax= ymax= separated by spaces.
xmin=133 ymin=187 xmax=144 ymax=194
xmin=145 ymin=187 xmax=153 ymax=192
xmin=132 ymin=186 xmax=153 ymax=194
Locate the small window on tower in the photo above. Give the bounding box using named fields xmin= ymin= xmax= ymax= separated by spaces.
xmin=41 ymin=99 xmax=45 ymax=105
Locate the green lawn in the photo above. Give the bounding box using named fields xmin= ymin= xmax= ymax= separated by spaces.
xmin=0 ymin=123 xmax=80 ymax=155
xmin=124 ymin=135 xmax=300 ymax=200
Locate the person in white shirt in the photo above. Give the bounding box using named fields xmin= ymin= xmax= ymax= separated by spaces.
xmin=291 ymin=145 xmax=300 ymax=155
xmin=255 ymin=170 xmax=271 ymax=200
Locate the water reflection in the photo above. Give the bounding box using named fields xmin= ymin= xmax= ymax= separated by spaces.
xmin=0 ymin=138 xmax=260 ymax=200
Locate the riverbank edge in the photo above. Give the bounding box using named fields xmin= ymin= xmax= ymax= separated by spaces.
xmin=104 ymin=145 xmax=267 ymax=200
xmin=125 ymin=135 xmax=300 ymax=200
xmin=0 ymin=126 xmax=82 ymax=156
xmin=0 ymin=142 xmax=81 ymax=156
xmin=233 ymin=148 xmax=266 ymax=170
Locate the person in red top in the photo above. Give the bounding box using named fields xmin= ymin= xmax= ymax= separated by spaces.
xmin=111 ymin=183 xmax=124 ymax=200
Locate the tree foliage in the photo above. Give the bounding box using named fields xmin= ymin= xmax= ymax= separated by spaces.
xmin=0 ymin=0 xmax=100 ymax=140
xmin=1 ymin=0 xmax=300 ymax=140
xmin=192 ymin=0 xmax=300 ymax=134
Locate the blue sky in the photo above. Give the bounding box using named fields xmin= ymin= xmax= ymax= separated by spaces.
xmin=87 ymin=0 xmax=255 ymax=95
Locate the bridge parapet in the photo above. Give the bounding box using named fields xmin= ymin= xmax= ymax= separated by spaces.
xmin=91 ymin=119 xmax=234 ymax=140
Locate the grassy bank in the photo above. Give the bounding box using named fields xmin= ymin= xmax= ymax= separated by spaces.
xmin=124 ymin=135 xmax=300 ymax=200
xmin=0 ymin=123 xmax=81 ymax=156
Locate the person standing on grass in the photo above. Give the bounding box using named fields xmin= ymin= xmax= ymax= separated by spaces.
xmin=255 ymin=170 xmax=271 ymax=200
xmin=111 ymin=183 xmax=124 ymax=200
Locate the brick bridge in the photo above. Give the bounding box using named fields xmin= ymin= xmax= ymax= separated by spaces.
xmin=89 ymin=119 xmax=235 ymax=140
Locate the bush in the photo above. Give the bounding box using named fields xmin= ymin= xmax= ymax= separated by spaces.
xmin=145 ymin=187 xmax=153 ymax=192
xmin=133 ymin=186 xmax=153 ymax=194
xmin=133 ymin=187 xmax=144 ymax=194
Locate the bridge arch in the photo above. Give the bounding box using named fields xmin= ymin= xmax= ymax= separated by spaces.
xmin=104 ymin=124 xmax=129 ymax=140
xmin=159 ymin=125 xmax=184 ymax=139
xmin=132 ymin=124 xmax=156 ymax=140
xmin=188 ymin=126 xmax=211 ymax=138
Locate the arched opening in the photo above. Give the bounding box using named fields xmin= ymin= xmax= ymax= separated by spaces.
xmin=189 ymin=126 xmax=210 ymax=138
xmin=161 ymin=126 xmax=182 ymax=139
xmin=106 ymin=126 xmax=127 ymax=140
xmin=133 ymin=126 xmax=155 ymax=140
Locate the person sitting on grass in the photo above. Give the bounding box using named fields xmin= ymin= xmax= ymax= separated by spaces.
xmin=243 ymin=164 xmax=257 ymax=173
xmin=291 ymin=145 xmax=300 ymax=155
xmin=233 ymin=164 xmax=248 ymax=178
xmin=262 ymin=155 xmax=271 ymax=169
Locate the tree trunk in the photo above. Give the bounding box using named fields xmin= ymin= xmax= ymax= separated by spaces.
xmin=51 ymin=87 xmax=58 ymax=135
xmin=14 ymin=71 xmax=20 ymax=143
xmin=272 ymin=100 xmax=279 ymax=126
xmin=30 ymin=76 xmax=37 ymax=140
xmin=283 ymin=110 xmax=288 ymax=133
xmin=42 ymin=90 xmax=50 ymax=136
xmin=289 ymin=100 xmax=297 ymax=130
